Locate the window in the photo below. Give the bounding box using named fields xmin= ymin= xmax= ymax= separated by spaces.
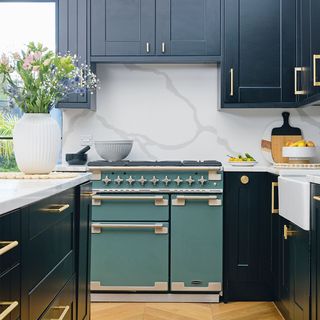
xmin=0 ymin=2 xmax=57 ymax=171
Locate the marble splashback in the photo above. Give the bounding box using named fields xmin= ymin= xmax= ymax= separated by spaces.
xmin=62 ymin=64 xmax=320 ymax=165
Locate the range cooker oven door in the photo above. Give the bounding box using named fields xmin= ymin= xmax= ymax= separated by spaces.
xmin=170 ymin=194 xmax=223 ymax=292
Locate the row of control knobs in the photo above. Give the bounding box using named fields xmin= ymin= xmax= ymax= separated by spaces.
xmin=102 ymin=175 xmax=208 ymax=186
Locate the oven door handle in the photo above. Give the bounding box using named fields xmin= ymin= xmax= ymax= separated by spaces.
xmin=172 ymin=195 xmax=222 ymax=207
xmin=92 ymin=195 xmax=168 ymax=206
xmin=91 ymin=223 xmax=168 ymax=234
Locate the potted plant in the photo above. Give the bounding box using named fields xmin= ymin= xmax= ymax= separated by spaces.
xmin=0 ymin=42 xmax=98 ymax=174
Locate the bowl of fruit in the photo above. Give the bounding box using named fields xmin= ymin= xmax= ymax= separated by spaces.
xmin=228 ymin=153 xmax=257 ymax=166
xmin=282 ymin=140 xmax=317 ymax=163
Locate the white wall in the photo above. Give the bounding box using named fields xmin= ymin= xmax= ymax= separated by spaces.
xmin=62 ymin=64 xmax=320 ymax=165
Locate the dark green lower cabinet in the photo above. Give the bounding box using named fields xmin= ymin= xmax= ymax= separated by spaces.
xmin=275 ymin=217 xmax=310 ymax=320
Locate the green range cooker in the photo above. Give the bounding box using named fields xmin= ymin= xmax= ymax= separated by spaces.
xmin=88 ymin=160 xmax=223 ymax=303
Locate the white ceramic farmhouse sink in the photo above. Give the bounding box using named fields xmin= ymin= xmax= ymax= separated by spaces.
xmin=278 ymin=176 xmax=310 ymax=230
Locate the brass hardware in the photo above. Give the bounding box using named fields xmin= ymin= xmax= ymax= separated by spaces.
xmin=294 ymin=67 xmax=307 ymax=95
xmin=240 ymin=175 xmax=249 ymax=185
xmin=41 ymin=204 xmax=70 ymax=213
xmin=272 ymin=182 xmax=279 ymax=214
xmin=161 ymin=42 xmax=166 ymax=53
xmin=171 ymin=282 xmax=222 ymax=292
xmin=313 ymin=196 xmax=320 ymax=202
xmin=208 ymin=170 xmax=222 ymax=181
xmin=43 ymin=306 xmax=70 ymax=320
xmin=92 ymin=195 xmax=168 ymax=206
xmin=91 ymin=223 xmax=168 ymax=234
xmin=313 ymin=54 xmax=320 ymax=86
xmin=172 ymin=195 xmax=222 ymax=207
xmin=91 ymin=281 xmax=168 ymax=292
xmin=0 ymin=241 xmax=18 ymax=256
xmin=284 ymin=225 xmax=297 ymax=240
xmin=0 ymin=301 xmax=19 ymax=320
xmin=146 ymin=42 xmax=150 ymax=53
xmin=230 ymin=68 xmax=234 ymax=96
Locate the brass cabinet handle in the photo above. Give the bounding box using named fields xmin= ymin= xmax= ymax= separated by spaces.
xmin=161 ymin=42 xmax=166 ymax=53
xmin=0 ymin=301 xmax=19 ymax=320
xmin=230 ymin=68 xmax=234 ymax=96
xmin=41 ymin=204 xmax=70 ymax=213
xmin=0 ymin=241 xmax=18 ymax=256
xmin=294 ymin=67 xmax=307 ymax=95
xmin=146 ymin=42 xmax=150 ymax=53
xmin=272 ymin=182 xmax=279 ymax=214
xmin=313 ymin=196 xmax=320 ymax=201
xmin=284 ymin=225 xmax=297 ymax=240
xmin=240 ymin=175 xmax=249 ymax=185
xmin=172 ymin=195 xmax=221 ymax=207
xmin=92 ymin=223 xmax=168 ymax=234
xmin=313 ymin=54 xmax=320 ymax=86
xmin=43 ymin=306 xmax=70 ymax=320
xmin=92 ymin=195 xmax=168 ymax=206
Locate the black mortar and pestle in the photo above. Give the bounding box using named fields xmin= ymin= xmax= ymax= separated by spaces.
xmin=66 ymin=146 xmax=90 ymax=165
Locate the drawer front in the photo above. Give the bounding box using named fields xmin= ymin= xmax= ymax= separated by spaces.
xmin=91 ymin=222 xmax=169 ymax=291
xmin=0 ymin=210 xmax=20 ymax=276
xmin=171 ymin=194 xmax=223 ymax=292
xmin=92 ymin=194 xmax=169 ymax=221
xmin=0 ymin=264 xmax=20 ymax=320
xmin=29 ymin=253 xmax=74 ymax=320
xmin=24 ymin=208 xmax=74 ymax=292
xmin=40 ymin=276 xmax=75 ymax=320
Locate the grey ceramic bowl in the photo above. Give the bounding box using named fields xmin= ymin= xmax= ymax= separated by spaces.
xmin=94 ymin=140 xmax=133 ymax=161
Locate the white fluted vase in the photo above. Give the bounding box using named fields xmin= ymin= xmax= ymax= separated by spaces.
xmin=13 ymin=113 xmax=61 ymax=174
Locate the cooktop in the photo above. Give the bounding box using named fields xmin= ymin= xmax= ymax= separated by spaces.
xmin=87 ymin=160 xmax=222 ymax=167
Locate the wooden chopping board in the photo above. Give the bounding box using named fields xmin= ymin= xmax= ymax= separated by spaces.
xmin=271 ymin=112 xmax=303 ymax=163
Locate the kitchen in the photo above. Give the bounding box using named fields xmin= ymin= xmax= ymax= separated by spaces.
xmin=1 ymin=0 xmax=320 ymax=320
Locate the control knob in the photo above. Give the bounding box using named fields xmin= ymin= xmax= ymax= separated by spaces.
xmin=198 ymin=176 xmax=207 ymax=186
xmin=174 ymin=176 xmax=183 ymax=186
xmin=114 ymin=176 xmax=124 ymax=185
xmin=126 ymin=176 xmax=135 ymax=185
xmin=103 ymin=175 xmax=112 ymax=185
xmin=138 ymin=176 xmax=147 ymax=186
xmin=150 ymin=176 xmax=159 ymax=186
xmin=186 ymin=176 xmax=195 ymax=186
xmin=162 ymin=176 xmax=171 ymax=186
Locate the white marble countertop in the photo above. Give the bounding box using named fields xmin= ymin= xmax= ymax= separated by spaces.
xmin=0 ymin=173 xmax=92 ymax=215
xmin=307 ymin=174 xmax=320 ymax=184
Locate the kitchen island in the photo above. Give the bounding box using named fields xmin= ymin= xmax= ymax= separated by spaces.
xmin=0 ymin=173 xmax=92 ymax=320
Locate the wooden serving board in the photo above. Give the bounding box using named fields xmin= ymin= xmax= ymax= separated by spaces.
xmin=271 ymin=135 xmax=303 ymax=163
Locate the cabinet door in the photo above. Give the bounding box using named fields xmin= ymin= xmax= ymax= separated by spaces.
xmin=224 ymin=172 xmax=272 ymax=301
xmin=58 ymin=0 xmax=95 ymax=109
xmin=224 ymin=0 xmax=296 ymax=106
xmin=91 ymin=0 xmax=156 ymax=56
xmin=76 ymin=183 xmax=92 ymax=320
xmin=156 ymin=0 xmax=221 ymax=57
xmin=170 ymin=194 xmax=223 ymax=292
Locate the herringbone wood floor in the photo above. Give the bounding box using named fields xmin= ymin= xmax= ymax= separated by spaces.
xmin=91 ymin=302 xmax=283 ymax=320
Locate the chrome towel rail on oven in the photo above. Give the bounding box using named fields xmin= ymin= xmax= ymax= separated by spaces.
xmin=172 ymin=195 xmax=222 ymax=206
xmin=92 ymin=195 xmax=168 ymax=206
xmin=91 ymin=223 xmax=168 ymax=234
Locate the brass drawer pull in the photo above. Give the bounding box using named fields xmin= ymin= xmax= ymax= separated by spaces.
xmin=43 ymin=306 xmax=70 ymax=320
xmin=0 ymin=301 xmax=19 ymax=320
xmin=92 ymin=195 xmax=168 ymax=206
xmin=91 ymin=223 xmax=168 ymax=234
xmin=284 ymin=225 xmax=297 ymax=240
xmin=240 ymin=175 xmax=249 ymax=185
xmin=230 ymin=68 xmax=234 ymax=96
xmin=0 ymin=241 xmax=18 ymax=256
xmin=313 ymin=54 xmax=320 ymax=86
xmin=314 ymin=196 xmax=320 ymax=201
xmin=294 ymin=67 xmax=307 ymax=95
xmin=41 ymin=204 xmax=70 ymax=213
xmin=272 ymin=182 xmax=279 ymax=214
xmin=172 ymin=195 xmax=221 ymax=207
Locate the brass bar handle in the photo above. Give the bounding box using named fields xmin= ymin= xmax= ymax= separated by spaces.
xmin=0 ymin=241 xmax=19 ymax=256
xmin=92 ymin=195 xmax=168 ymax=206
xmin=272 ymin=182 xmax=279 ymax=214
xmin=41 ymin=204 xmax=70 ymax=213
xmin=230 ymin=68 xmax=234 ymax=96
xmin=172 ymin=195 xmax=221 ymax=207
xmin=313 ymin=54 xmax=320 ymax=86
xmin=92 ymin=223 xmax=168 ymax=234
xmin=284 ymin=225 xmax=297 ymax=240
xmin=146 ymin=42 xmax=150 ymax=53
xmin=0 ymin=301 xmax=19 ymax=320
xmin=313 ymin=196 xmax=320 ymax=201
xmin=294 ymin=67 xmax=307 ymax=95
xmin=161 ymin=42 xmax=166 ymax=54
xmin=44 ymin=306 xmax=70 ymax=320
xmin=176 ymin=195 xmax=218 ymax=200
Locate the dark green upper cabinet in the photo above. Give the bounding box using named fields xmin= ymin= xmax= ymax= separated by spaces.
xmin=90 ymin=0 xmax=221 ymax=63
xmin=223 ymin=0 xmax=297 ymax=108
xmin=57 ymin=0 xmax=96 ymax=109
